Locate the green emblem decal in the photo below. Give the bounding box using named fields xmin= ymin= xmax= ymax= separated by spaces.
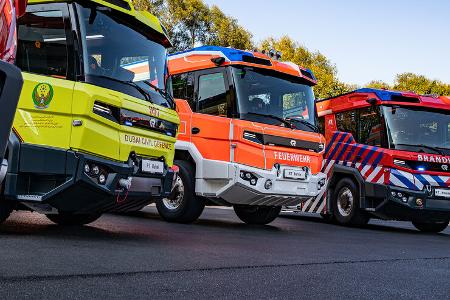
xmin=32 ymin=83 xmax=54 ymax=109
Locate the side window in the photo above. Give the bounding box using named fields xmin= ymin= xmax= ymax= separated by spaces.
xmin=359 ymin=106 xmax=382 ymax=146
xmin=318 ymin=116 xmax=325 ymax=135
xmin=172 ymin=72 xmax=195 ymax=109
xmin=336 ymin=110 xmax=358 ymax=141
xmin=197 ymin=72 xmax=228 ymax=116
xmin=16 ymin=10 xmax=69 ymax=78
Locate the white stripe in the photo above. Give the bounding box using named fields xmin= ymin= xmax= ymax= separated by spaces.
xmin=301 ymin=198 xmax=313 ymax=212
xmin=308 ymin=189 xmax=326 ymax=212
xmin=390 ymin=174 xmax=409 ymax=188
xmin=366 ymin=167 xmax=382 ymax=182
xmin=361 ymin=165 xmax=372 ymax=176
xmin=316 ymin=196 xmax=327 ymax=213
xmin=376 ymin=174 xmax=385 ymax=184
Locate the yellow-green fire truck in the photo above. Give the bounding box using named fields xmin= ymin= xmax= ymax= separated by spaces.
xmin=1 ymin=0 xmax=179 ymax=225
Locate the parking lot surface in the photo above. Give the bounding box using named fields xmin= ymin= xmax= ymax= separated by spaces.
xmin=0 ymin=206 xmax=448 ymax=299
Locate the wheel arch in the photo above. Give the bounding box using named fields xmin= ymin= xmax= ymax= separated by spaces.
xmin=328 ymin=165 xmax=366 ymax=211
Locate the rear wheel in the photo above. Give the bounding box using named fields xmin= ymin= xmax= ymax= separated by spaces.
xmin=0 ymin=201 xmax=12 ymax=225
xmin=412 ymin=221 xmax=448 ymax=233
xmin=156 ymin=160 xmax=205 ymax=223
xmin=46 ymin=213 xmax=102 ymax=226
xmin=234 ymin=205 xmax=281 ymax=225
xmin=0 ymin=177 xmax=12 ymax=225
xmin=332 ymin=178 xmax=370 ymax=226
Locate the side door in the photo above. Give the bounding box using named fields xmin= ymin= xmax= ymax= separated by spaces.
xmin=14 ymin=3 xmax=75 ymax=149
xmin=191 ymin=67 xmax=231 ymax=162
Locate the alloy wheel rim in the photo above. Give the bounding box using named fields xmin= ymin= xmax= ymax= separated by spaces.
xmin=162 ymin=174 xmax=185 ymax=210
xmin=337 ymin=187 xmax=354 ymax=217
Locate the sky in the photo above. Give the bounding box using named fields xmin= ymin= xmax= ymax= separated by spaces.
xmin=202 ymin=0 xmax=450 ymax=86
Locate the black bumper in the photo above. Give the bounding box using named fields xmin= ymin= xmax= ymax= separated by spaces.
xmin=366 ymin=183 xmax=450 ymax=222
xmin=5 ymin=143 xmax=174 ymax=214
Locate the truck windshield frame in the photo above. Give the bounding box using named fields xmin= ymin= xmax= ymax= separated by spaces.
xmin=76 ymin=4 xmax=173 ymax=109
xmin=231 ymin=66 xmax=317 ymax=132
xmin=382 ymin=105 xmax=450 ymax=154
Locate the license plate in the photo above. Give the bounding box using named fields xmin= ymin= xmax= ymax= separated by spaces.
xmin=435 ymin=188 xmax=450 ymax=198
xmin=284 ymin=168 xmax=306 ymax=180
xmin=142 ymin=159 xmax=164 ymax=174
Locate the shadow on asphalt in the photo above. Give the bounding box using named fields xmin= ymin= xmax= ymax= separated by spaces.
xmin=0 ymin=219 xmax=154 ymax=241
xmin=280 ymin=213 xmax=450 ymax=237
xmin=124 ymin=210 xmax=283 ymax=233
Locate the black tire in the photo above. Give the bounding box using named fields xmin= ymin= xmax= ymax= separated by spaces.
xmin=0 ymin=178 xmax=12 ymax=224
xmin=320 ymin=212 xmax=335 ymax=223
xmin=234 ymin=205 xmax=281 ymax=225
xmin=156 ymin=160 xmax=205 ymax=223
xmin=0 ymin=201 xmax=12 ymax=225
xmin=412 ymin=221 xmax=449 ymax=233
xmin=46 ymin=213 xmax=102 ymax=226
xmin=332 ymin=178 xmax=370 ymax=226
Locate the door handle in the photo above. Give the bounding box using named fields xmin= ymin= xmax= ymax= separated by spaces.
xmin=356 ymin=155 xmax=363 ymax=161
xmin=192 ymin=127 xmax=200 ymax=134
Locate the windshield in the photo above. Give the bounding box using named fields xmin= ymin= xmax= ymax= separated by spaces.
xmin=77 ymin=5 xmax=172 ymax=108
xmin=232 ymin=66 xmax=317 ymax=131
xmin=383 ymin=106 xmax=450 ymax=154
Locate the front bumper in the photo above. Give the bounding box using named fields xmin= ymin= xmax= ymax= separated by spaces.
xmin=5 ymin=144 xmax=175 ymax=214
xmin=216 ymin=163 xmax=327 ymax=207
xmin=370 ymin=185 xmax=450 ymax=222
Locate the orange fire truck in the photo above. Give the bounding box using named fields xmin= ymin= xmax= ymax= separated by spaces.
xmin=156 ymin=46 xmax=327 ymax=224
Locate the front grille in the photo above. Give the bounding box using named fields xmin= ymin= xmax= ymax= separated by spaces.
xmin=121 ymin=109 xmax=178 ymax=138
xmin=243 ymin=131 xmax=323 ymax=153
xmin=404 ymin=160 xmax=450 ymax=173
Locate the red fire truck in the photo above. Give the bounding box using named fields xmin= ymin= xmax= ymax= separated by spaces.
xmin=309 ymin=88 xmax=450 ymax=233
xmin=0 ymin=0 xmax=26 ymax=189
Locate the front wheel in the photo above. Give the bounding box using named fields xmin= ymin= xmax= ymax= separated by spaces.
xmin=332 ymin=178 xmax=370 ymax=226
xmin=0 ymin=201 xmax=12 ymax=225
xmin=234 ymin=205 xmax=281 ymax=225
xmin=156 ymin=160 xmax=205 ymax=223
xmin=412 ymin=221 xmax=448 ymax=233
xmin=46 ymin=213 xmax=102 ymax=226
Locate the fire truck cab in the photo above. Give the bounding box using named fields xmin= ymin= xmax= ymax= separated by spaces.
xmin=160 ymin=46 xmax=327 ymax=225
xmin=316 ymin=88 xmax=450 ymax=233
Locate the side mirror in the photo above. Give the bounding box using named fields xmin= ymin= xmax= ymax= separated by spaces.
xmin=16 ymin=0 xmax=28 ymax=18
xmin=366 ymin=98 xmax=378 ymax=106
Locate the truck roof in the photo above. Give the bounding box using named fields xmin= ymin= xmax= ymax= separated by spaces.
xmin=168 ymin=45 xmax=317 ymax=85
xmin=317 ymin=88 xmax=450 ymax=116
xmin=27 ymin=0 xmax=171 ymax=46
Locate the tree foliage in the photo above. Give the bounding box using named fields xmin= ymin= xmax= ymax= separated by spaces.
xmin=366 ymin=73 xmax=450 ymax=96
xmin=132 ymin=0 xmax=449 ymax=97
xmin=132 ymin=0 xmax=253 ymax=52
xmin=260 ymin=36 xmax=353 ymax=99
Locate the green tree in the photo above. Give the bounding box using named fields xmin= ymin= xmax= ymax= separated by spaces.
xmin=393 ymin=73 xmax=450 ymax=96
xmin=207 ymin=6 xmax=253 ymax=50
xmin=366 ymin=80 xmax=391 ymax=90
xmin=261 ymin=36 xmax=352 ymax=99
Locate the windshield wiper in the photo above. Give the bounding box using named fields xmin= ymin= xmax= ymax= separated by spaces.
xmin=245 ymin=112 xmax=294 ymax=129
xmin=287 ymin=117 xmax=319 ymax=132
xmin=90 ymin=75 xmax=153 ymax=104
xmin=142 ymin=80 xmax=175 ymax=109
xmin=395 ymin=143 xmax=444 ymax=155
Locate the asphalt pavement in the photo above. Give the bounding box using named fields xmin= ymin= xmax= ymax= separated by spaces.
xmin=0 ymin=206 xmax=448 ymax=299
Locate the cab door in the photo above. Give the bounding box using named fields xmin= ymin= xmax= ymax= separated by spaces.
xmin=190 ymin=67 xmax=231 ymax=162
xmin=14 ymin=3 xmax=75 ymax=149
